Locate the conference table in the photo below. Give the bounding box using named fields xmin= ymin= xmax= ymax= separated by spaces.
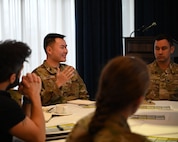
xmin=43 ymin=100 xmax=178 ymax=142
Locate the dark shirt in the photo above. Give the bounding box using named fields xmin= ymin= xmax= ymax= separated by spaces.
xmin=0 ymin=90 xmax=25 ymax=142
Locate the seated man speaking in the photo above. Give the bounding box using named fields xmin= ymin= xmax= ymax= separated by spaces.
xmin=32 ymin=33 xmax=89 ymax=106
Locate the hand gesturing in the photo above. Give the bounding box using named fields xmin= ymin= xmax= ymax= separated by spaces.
xmin=55 ymin=66 xmax=75 ymax=87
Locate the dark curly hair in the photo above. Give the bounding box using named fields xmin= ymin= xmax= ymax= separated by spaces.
xmin=0 ymin=40 xmax=31 ymax=82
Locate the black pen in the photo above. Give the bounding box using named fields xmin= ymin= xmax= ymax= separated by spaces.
xmin=57 ymin=125 xmax=64 ymax=131
xmin=47 ymin=107 xmax=54 ymax=113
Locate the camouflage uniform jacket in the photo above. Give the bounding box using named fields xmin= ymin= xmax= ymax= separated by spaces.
xmin=66 ymin=112 xmax=151 ymax=142
xmin=32 ymin=61 xmax=89 ymax=106
xmin=146 ymin=60 xmax=178 ymax=100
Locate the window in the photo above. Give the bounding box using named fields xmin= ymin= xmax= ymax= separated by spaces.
xmin=0 ymin=0 xmax=76 ymax=75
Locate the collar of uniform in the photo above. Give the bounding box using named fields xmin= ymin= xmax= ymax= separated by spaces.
xmin=105 ymin=113 xmax=130 ymax=131
xmin=43 ymin=60 xmax=67 ymax=74
xmin=43 ymin=60 xmax=58 ymax=74
xmin=153 ymin=60 xmax=175 ymax=74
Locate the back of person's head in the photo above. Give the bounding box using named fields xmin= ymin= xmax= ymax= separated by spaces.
xmin=96 ymin=56 xmax=149 ymax=111
xmin=0 ymin=40 xmax=31 ymax=83
xmin=43 ymin=33 xmax=65 ymax=53
xmin=154 ymin=34 xmax=173 ymax=47
xmin=84 ymin=56 xmax=150 ymax=141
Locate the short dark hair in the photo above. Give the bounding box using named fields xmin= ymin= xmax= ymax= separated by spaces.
xmin=43 ymin=33 xmax=66 ymax=53
xmin=154 ymin=34 xmax=174 ymax=47
xmin=0 ymin=40 xmax=31 ymax=82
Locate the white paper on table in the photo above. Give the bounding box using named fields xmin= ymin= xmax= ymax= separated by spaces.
xmin=132 ymin=123 xmax=178 ymax=137
xmin=67 ymin=99 xmax=95 ymax=105
xmin=43 ymin=112 xmax=52 ymax=122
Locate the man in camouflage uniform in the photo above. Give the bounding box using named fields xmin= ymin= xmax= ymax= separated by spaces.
xmin=146 ymin=34 xmax=178 ymax=100
xmin=32 ymin=33 xmax=89 ymax=106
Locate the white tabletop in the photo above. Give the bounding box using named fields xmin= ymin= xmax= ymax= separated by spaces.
xmin=128 ymin=100 xmax=178 ymax=138
xmin=44 ymin=100 xmax=178 ymax=141
xmin=44 ymin=101 xmax=95 ymax=141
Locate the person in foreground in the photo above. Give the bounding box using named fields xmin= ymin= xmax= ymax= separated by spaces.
xmin=32 ymin=33 xmax=89 ymax=106
xmin=146 ymin=34 xmax=178 ymax=100
xmin=66 ymin=56 xmax=151 ymax=142
xmin=0 ymin=40 xmax=45 ymax=142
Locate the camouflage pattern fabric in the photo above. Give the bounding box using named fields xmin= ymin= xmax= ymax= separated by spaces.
xmin=146 ymin=61 xmax=178 ymax=100
xmin=8 ymin=90 xmax=22 ymax=106
xmin=66 ymin=112 xmax=151 ymax=142
xmin=32 ymin=61 xmax=89 ymax=106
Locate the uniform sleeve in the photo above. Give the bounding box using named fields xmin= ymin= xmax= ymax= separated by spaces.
xmin=40 ymin=78 xmax=64 ymax=105
xmin=33 ymin=68 xmax=64 ymax=106
xmin=33 ymin=64 xmax=89 ymax=105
